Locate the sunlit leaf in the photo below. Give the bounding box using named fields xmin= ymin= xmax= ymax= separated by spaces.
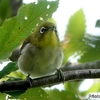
xmin=86 ymin=80 xmax=100 ymax=93
xmin=46 ymin=88 xmax=80 ymax=100
xmin=62 ymin=9 xmax=86 ymax=63
xmin=19 ymin=88 xmax=49 ymax=100
xmin=0 ymin=92 xmax=6 ymax=100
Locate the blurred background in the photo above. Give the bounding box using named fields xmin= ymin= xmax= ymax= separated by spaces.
xmin=0 ymin=0 xmax=100 ymax=99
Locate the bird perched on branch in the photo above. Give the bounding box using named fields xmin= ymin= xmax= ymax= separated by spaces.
xmin=9 ymin=22 xmax=63 ymax=78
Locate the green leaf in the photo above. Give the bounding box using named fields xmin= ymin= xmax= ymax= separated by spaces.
xmin=85 ymin=80 xmax=100 ymax=94
xmin=0 ymin=92 xmax=6 ymax=100
xmin=79 ymin=34 xmax=100 ymax=62
xmin=19 ymin=88 xmax=49 ymax=100
xmin=0 ymin=17 xmax=19 ymax=60
xmin=62 ymin=9 xmax=86 ymax=63
xmin=0 ymin=0 xmax=12 ymax=25
xmin=95 ymin=19 xmax=100 ymax=27
xmin=0 ymin=0 xmax=59 ymax=61
xmin=46 ymin=89 xmax=80 ymax=100
xmin=5 ymin=90 xmax=25 ymax=99
xmin=67 ymin=9 xmax=86 ymax=37
xmin=0 ymin=62 xmax=18 ymax=79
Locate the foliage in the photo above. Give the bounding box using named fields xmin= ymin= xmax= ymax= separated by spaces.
xmin=19 ymin=88 xmax=49 ymax=100
xmin=62 ymin=9 xmax=86 ymax=63
xmin=0 ymin=0 xmax=59 ymax=60
xmin=0 ymin=62 xmax=17 ymax=79
xmin=0 ymin=0 xmax=100 ymax=100
xmin=0 ymin=0 xmax=12 ymax=26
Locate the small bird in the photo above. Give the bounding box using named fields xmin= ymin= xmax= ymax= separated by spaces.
xmin=10 ymin=22 xmax=63 ymax=78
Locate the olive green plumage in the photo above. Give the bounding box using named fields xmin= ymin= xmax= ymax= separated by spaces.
xmin=17 ymin=22 xmax=63 ymax=78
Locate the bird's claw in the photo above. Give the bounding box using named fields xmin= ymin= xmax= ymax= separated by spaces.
xmin=26 ymin=74 xmax=33 ymax=87
xmin=56 ymin=69 xmax=65 ymax=83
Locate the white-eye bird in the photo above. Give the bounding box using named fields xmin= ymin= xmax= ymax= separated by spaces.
xmin=10 ymin=22 xmax=63 ymax=78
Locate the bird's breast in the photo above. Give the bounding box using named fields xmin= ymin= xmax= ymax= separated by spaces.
xmin=18 ymin=43 xmax=63 ymax=78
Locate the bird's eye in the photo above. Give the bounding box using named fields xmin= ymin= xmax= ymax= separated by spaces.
xmin=40 ymin=27 xmax=46 ymax=34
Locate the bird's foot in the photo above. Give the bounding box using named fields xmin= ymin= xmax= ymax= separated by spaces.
xmin=26 ymin=74 xmax=33 ymax=87
xmin=56 ymin=69 xmax=65 ymax=84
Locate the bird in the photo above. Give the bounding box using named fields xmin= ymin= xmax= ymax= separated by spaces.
xmin=10 ymin=22 xmax=63 ymax=79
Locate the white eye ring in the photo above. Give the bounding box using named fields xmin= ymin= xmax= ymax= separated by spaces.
xmin=40 ymin=27 xmax=46 ymax=34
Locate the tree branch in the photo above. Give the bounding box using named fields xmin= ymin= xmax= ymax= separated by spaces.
xmin=61 ymin=60 xmax=100 ymax=71
xmin=1 ymin=60 xmax=100 ymax=92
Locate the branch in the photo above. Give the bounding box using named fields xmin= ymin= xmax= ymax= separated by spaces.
xmin=0 ymin=68 xmax=100 ymax=92
xmin=61 ymin=60 xmax=100 ymax=71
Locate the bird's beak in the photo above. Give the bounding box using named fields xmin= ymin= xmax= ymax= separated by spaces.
xmin=48 ymin=26 xmax=57 ymax=33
